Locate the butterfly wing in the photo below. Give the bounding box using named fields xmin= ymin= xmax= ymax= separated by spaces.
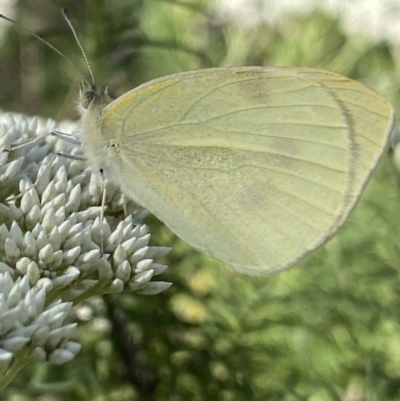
xmin=100 ymin=67 xmax=394 ymax=274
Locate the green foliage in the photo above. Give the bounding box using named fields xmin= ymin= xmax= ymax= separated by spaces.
xmin=1 ymin=0 xmax=400 ymax=400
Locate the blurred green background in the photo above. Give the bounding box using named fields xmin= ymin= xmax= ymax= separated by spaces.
xmin=2 ymin=0 xmax=400 ymax=400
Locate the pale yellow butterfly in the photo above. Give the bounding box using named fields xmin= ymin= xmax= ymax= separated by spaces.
xmin=79 ymin=66 xmax=394 ymax=275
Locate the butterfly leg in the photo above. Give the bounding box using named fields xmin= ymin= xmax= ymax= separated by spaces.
xmin=3 ymin=130 xmax=81 ymax=152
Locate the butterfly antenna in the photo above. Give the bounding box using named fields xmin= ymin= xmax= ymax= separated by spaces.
xmin=62 ymin=9 xmax=95 ymax=84
xmin=0 ymin=13 xmax=86 ymax=78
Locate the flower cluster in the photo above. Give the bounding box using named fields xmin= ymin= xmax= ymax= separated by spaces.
xmin=0 ymin=271 xmax=79 ymax=389
xmin=0 ymin=113 xmax=172 ymax=389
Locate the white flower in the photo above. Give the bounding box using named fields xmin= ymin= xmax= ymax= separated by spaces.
xmin=0 ymin=272 xmax=80 ymax=384
xmin=0 ymin=113 xmax=171 ymax=296
xmin=0 ymin=112 xmax=172 ymax=389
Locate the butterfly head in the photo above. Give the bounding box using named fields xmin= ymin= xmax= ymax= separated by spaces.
xmin=78 ymin=79 xmax=112 ymax=116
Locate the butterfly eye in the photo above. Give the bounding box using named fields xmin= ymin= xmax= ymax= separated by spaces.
xmin=81 ymin=90 xmax=95 ymax=109
xmin=79 ymin=80 xmax=96 ymax=109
